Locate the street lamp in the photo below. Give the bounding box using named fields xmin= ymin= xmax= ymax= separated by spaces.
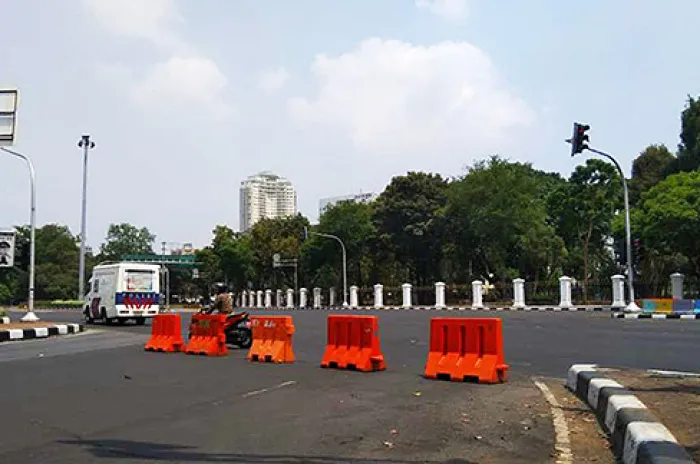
xmin=305 ymin=227 xmax=348 ymax=307
xmin=1 ymin=89 xmax=39 ymax=321
xmin=77 ymin=134 xmax=95 ymax=301
xmin=567 ymin=123 xmax=640 ymax=312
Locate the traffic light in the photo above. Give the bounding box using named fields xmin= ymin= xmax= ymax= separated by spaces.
xmin=570 ymin=122 xmax=590 ymax=156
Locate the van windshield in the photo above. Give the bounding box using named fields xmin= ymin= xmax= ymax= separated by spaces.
xmin=125 ymin=269 xmax=155 ymax=292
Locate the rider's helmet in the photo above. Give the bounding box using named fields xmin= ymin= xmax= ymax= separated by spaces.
xmin=214 ymin=283 xmax=228 ymax=295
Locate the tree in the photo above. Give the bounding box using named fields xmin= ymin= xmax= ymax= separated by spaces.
xmin=372 ymin=172 xmax=447 ymax=285
xmin=673 ymin=96 xmax=700 ymax=173
xmin=548 ymin=159 xmax=622 ymax=297
xmin=99 ymin=223 xmax=155 ymax=261
xmin=637 ymin=171 xmax=700 ymax=277
xmin=629 ymin=144 xmax=675 ymax=205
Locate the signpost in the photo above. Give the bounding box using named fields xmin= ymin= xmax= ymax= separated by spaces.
xmin=0 ymin=229 xmax=16 ymax=268
xmin=272 ymin=253 xmax=298 ymax=300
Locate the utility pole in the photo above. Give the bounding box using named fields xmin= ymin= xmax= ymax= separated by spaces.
xmin=77 ymin=134 xmax=95 ymax=300
xmin=567 ymin=123 xmax=640 ymax=312
xmin=304 ymin=227 xmax=348 ymax=307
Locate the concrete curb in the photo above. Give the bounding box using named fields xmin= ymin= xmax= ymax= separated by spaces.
xmin=566 ymin=364 xmax=694 ymax=464
xmin=0 ymin=323 xmax=84 ymax=343
xmin=247 ymin=305 xmax=613 ymax=312
xmin=0 ymin=316 xmax=10 ymax=324
xmin=612 ymin=313 xmax=700 ymax=320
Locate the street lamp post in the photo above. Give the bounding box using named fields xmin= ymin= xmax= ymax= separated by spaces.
xmin=77 ymin=135 xmax=95 ymax=301
xmin=307 ymin=229 xmax=348 ymax=307
xmin=1 ymin=147 xmax=39 ymax=321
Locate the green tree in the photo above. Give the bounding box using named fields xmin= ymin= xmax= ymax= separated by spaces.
xmin=629 ymin=144 xmax=675 ymax=205
xmin=99 ymin=223 xmax=155 ymax=261
xmin=548 ymin=159 xmax=622 ymax=295
xmin=372 ymin=172 xmax=447 ymax=285
xmin=637 ymin=170 xmax=700 ymax=277
xmin=673 ymin=96 xmax=700 ymax=173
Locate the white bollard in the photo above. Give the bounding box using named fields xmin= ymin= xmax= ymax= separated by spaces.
xmin=256 ymin=290 xmax=263 ymax=309
xmin=611 ymin=275 xmax=626 ymax=308
xmin=435 ymin=282 xmax=446 ymax=309
xmin=512 ymin=278 xmax=525 ymax=309
xmin=329 ymin=287 xmax=336 ymax=307
xmin=349 ymin=285 xmax=359 ymax=308
xmin=286 ymin=288 xmax=294 ymax=309
xmin=241 ymin=290 xmax=247 ymax=307
xmin=276 ymin=289 xmax=283 ymax=308
xmin=374 ymin=284 xmax=384 ymax=309
xmin=559 ymin=276 xmax=573 ymax=308
xmin=300 ymin=288 xmax=308 ymax=308
xmin=472 ymin=280 xmax=484 ymax=309
xmin=265 ymin=289 xmax=272 ymax=308
xmin=313 ymin=287 xmax=321 ymax=309
xmin=671 ymin=272 xmax=685 ymax=299
xmin=402 ymin=283 xmax=412 ymax=308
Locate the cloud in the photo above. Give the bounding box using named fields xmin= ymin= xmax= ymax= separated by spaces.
xmin=289 ymin=39 xmax=534 ymax=157
xmin=83 ymin=0 xmax=187 ymax=52
xmin=415 ymin=0 xmax=470 ymax=22
xmin=131 ymin=56 xmax=231 ymax=119
xmin=258 ymin=67 xmax=290 ymax=94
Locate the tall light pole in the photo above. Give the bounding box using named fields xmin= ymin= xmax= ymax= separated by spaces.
xmin=305 ymin=227 xmax=348 ymax=307
xmin=77 ymin=135 xmax=95 ymax=300
xmin=567 ymin=123 xmax=640 ymax=312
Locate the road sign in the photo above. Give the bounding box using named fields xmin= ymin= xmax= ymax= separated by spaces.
xmin=0 ymin=89 xmax=18 ymax=147
xmin=272 ymin=253 xmax=281 ymax=267
xmin=0 ymin=229 xmax=16 ymax=267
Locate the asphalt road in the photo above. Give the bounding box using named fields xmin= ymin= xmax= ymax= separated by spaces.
xmin=1 ymin=309 xmax=698 ymax=463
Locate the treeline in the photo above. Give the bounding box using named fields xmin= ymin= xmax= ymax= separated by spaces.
xmin=2 ymin=96 xmax=699 ymax=304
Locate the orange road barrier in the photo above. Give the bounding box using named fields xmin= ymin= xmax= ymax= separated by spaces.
xmin=321 ymin=315 xmax=386 ymax=372
xmin=145 ymin=313 xmax=184 ymax=353
xmin=424 ymin=317 xmax=509 ymax=384
xmin=184 ymin=314 xmax=228 ymax=356
xmin=248 ymin=316 xmax=296 ymax=363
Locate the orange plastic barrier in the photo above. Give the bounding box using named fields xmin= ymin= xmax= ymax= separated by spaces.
xmin=247 ymin=316 xmax=295 ymax=363
xmin=184 ymin=314 xmax=228 ymax=356
xmin=321 ymin=315 xmax=386 ymax=372
xmin=144 ymin=313 xmax=184 ymax=353
xmin=424 ymin=317 xmax=508 ymax=384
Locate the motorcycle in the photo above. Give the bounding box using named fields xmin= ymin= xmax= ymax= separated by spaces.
xmin=189 ymin=305 xmax=253 ymax=349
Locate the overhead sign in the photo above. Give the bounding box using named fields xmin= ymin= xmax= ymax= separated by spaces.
xmin=0 ymin=229 xmax=16 ymax=267
xmin=0 ymin=89 xmax=18 ymax=147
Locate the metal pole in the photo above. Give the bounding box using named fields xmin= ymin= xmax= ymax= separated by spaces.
xmin=1 ymin=147 xmax=39 ymax=321
xmin=311 ymin=232 xmax=348 ymax=307
xmin=587 ymin=147 xmax=639 ymax=311
xmin=77 ymin=135 xmax=94 ymax=301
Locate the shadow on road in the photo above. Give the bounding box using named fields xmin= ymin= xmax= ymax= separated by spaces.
xmin=59 ymin=439 xmax=477 ymax=464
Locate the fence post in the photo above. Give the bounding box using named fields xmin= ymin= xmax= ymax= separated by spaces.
xmin=300 ymin=288 xmax=308 ymax=308
xmin=313 ymin=287 xmax=321 ymax=309
xmin=286 ymin=288 xmax=294 ymax=309
xmin=671 ymin=272 xmax=685 ymax=299
xmin=374 ymin=284 xmax=384 ymax=309
xmin=611 ymin=275 xmax=626 ymax=309
xmin=265 ymin=289 xmax=272 ymax=308
xmin=349 ymin=285 xmax=359 ymax=308
xmin=512 ymin=278 xmax=525 ymax=309
xmin=240 ymin=290 xmax=247 ymax=307
xmin=402 ymin=283 xmax=412 ymax=308
xmin=275 ymin=289 xmax=283 ymax=308
xmin=329 ymin=287 xmax=336 ymax=307
xmin=558 ymin=276 xmax=573 ymax=308
xmin=472 ymin=280 xmax=484 ymax=309
xmin=435 ymin=282 xmax=446 ymax=309
xmin=256 ymin=290 xmax=263 ymax=309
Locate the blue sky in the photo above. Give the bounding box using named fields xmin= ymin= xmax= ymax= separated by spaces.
xmin=2 ymin=0 xmax=699 ymax=249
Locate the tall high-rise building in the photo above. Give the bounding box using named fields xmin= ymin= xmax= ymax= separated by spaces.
xmin=240 ymin=171 xmax=297 ymax=231
xmin=319 ymin=192 xmax=377 ymax=216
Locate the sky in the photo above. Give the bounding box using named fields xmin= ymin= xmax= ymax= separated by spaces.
xmin=2 ymin=0 xmax=699 ymax=250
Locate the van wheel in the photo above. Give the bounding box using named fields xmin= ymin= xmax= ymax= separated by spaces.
xmin=135 ymin=317 xmax=146 ymax=326
xmin=83 ymin=307 xmax=94 ymax=324
xmin=101 ymin=309 xmax=114 ymax=326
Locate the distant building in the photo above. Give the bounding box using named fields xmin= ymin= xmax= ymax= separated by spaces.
xmin=240 ymin=171 xmax=297 ymax=231
xmin=319 ymin=192 xmax=377 ymax=216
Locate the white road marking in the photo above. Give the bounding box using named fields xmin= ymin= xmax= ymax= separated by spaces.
xmin=241 ymin=380 xmax=297 ymax=398
xmin=647 ymin=368 xmax=700 ymax=378
xmin=534 ymin=379 xmax=573 ymax=464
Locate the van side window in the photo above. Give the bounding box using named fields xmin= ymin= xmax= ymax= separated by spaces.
xmin=93 ymin=279 xmax=100 ymax=293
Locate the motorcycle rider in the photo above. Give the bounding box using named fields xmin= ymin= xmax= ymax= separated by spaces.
xmin=205 ymin=283 xmax=234 ymax=315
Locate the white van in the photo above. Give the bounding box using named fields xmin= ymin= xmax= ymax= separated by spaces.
xmin=84 ymin=262 xmax=161 ymax=325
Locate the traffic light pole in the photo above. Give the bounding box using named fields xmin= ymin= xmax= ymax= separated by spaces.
xmin=586 ymin=147 xmax=640 ymax=312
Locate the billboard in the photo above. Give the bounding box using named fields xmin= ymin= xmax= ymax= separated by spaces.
xmin=0 ymin=229 xmax=16 ymax=267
